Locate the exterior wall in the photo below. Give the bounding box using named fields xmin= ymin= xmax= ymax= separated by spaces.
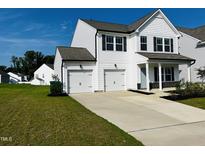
xmin=62 ymin=61 xmax=97 ymax=93
xmin=54 ymin=49 xmax=62 ymax=81
xmin=97 ymin=32 xmax=130 ymax=91
xmin=138 ymin=12 xmax=179 ymax=54
xmin=178 ymin=32 xmax=204 ymax=82
xmin=71 ymin=19 xmax=97 ymax=57
xmin=33 ymin=64 xmax=54 ymax=85
xmin=0 ymin=74 xmax=1 ymax=83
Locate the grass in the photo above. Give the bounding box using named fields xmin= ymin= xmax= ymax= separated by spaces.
xmin=178 ymin=97 xmax=205 ymax=110
xmin=0 ymin=84 xmax=143 ymax=146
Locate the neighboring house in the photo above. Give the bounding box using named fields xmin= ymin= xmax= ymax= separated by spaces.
xmin=8 ymin=72 xmax=28 ymax=84
xmin=177 ymin=26 xmax=205 ymax=82
xmin=31 ymin=64 xmax=54 ymax=85
xmin=0 ymin=70 xmax=9 ymax=84
xmin=54 ymin=9 xmax=194 ymax=94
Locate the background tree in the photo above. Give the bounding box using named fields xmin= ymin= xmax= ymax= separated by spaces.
xmin=196 ymin=67 xmax=205 ymax=84
xmin=10 ymin=50 xmax=54 ymax=80
xmin=0 ymin=65 xmax=7 ymax=72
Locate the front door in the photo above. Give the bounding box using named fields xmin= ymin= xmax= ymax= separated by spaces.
xmin=141 ymin=67 xmax=146 ymax=89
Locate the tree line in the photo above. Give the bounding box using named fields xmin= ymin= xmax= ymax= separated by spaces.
xmin=0 ymin=50 xmax=54 ymax=80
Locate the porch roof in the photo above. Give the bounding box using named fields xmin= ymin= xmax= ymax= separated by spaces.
xmin=137 ymin=52 xmax=195 ymax=62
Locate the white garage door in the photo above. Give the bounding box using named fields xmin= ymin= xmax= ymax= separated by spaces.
xmin=104 ymin=70 xmax=125 ymax=91
xmin=68 ymin=71 xmax=92 ymax=93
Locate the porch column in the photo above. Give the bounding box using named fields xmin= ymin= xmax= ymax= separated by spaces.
xmin=187 ymin=63 xmax=191 ymax=82
xmin=146 ymin=62 xmax=150 ymax=92
xmin=158 ymin=63 xmax=162 ymax=90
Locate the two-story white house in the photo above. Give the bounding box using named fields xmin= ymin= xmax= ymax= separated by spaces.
xmin=54 ymin=9 xmax=195 ymax=94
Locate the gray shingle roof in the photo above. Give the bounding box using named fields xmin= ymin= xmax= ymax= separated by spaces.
xmin=81 ymin=9 xmax=157 ymax=33
xmin=81 ymin=19 xmax=129 ymax=33
xmin=177 ymin=26 xmax=205 ymax=42
xmin=137 ymin=52 xmax=195 ymax=61
xmin=57 ymin=46 xmax=96 ymax=61
xmin=45 ymin=64 xmax=54 ymax=70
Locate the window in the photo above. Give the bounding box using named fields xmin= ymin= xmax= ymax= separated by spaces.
xmin=116 ymin=37 xmax=123 ymax=51
xmin=154 ymin=67 xmax=164 ymax=82
xmin=106 ymin=36 xmax=114 ymax=51
xmin=140 ymin=36 xmax=147 ymax=51
xmin=42 ymin=74 xmax=44 ymax=78
xmin=165 ymin=67 xmax=172 ymax=81
xmin=164 ymin=38 xmax=170 ymax=52
xmin=154 ymin=37 xmax=163 ymax=52
xmin=164 ymin=38 xmax=174 ymax=52
xmin=102 ymin=35 xmax=127 ymax=51
xmin=154 ymin=67 xmax=174 ymax=82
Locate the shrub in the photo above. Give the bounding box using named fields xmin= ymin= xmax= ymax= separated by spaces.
xmin=175 ymin=81 xmax=205 ymax=98
xmin=49 ymin=81 xmax=63 ymax=96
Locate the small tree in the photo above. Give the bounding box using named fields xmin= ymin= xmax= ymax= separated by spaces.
xmin=196 ymin=67 xmax=205 ymax=84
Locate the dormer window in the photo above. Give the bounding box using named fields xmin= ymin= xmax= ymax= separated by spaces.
xmin=140 ymin=36 xmax=147 ymax=51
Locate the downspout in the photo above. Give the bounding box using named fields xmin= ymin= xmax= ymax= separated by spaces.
xmin=95 ymin=30 xmax=98 ymax=59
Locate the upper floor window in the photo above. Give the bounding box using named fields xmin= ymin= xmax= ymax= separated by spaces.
xmin=102 ymin=35 xmax=127 ymax=52
xmin=140 ymin=36 xmax=147 ymax=51
xmin=106 ymin=35 xmax=114 ymax=51
xmin=164 ymin=38 xmax=173 ymax=52
xmin=154 ymin=37 xmax=163 ymax=52
xmin=116 ymin=37 xmax=123 ymax=51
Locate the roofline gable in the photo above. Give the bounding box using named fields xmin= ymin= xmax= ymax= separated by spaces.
xmin=135 ymin=9 xmax=181 ymax=37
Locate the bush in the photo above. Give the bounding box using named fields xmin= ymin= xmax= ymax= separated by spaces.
xmin=49 ymin=81 xmax=63 ymax=96
xmin=175 ymin=81 xmax=205 ymax=98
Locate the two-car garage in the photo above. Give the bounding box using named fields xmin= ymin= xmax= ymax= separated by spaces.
xmin=67 ymin=69 xmax=125 ymax=93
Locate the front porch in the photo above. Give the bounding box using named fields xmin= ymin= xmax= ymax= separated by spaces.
xmin=136 ymin=52 xmax=195 ymax=92
xmin=137 ymin=61 xmax=192 ymax=92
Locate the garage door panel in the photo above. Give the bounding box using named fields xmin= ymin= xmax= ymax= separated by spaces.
xmin=105 ymin=70 xmax=125 ymax=91
xmin=68 ymin=71 xmax=92 ymax=93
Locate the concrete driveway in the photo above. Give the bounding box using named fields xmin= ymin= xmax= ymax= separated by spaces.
xmin=71 ymin=91 xmax=205 ymax=145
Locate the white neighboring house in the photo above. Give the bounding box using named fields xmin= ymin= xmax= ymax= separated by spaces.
xmin=54 ymin=9 xmax=194 ymax=94
xmin=31 ymin=64 xmax=54 ymax=85
xmin=8 ymin=72 xmax=28 ymax=84
xmin=177 ymin=26 xmax=205 ymax=82
xmin=0 ymin=70 xmax=9 ymax=83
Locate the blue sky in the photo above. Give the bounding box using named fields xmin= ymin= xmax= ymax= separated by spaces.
xmin=1 ymin=8 xmax=205 ymax=66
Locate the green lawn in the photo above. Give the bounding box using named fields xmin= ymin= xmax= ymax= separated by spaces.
xmin=0 ymin=84 xmax=142 ymax=146
xmin=178 ymin=97 xmax=205 ymax=110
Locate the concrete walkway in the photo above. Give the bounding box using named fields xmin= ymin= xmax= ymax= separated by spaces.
xmin=71 ymin=91 xmax=205 ymax=145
